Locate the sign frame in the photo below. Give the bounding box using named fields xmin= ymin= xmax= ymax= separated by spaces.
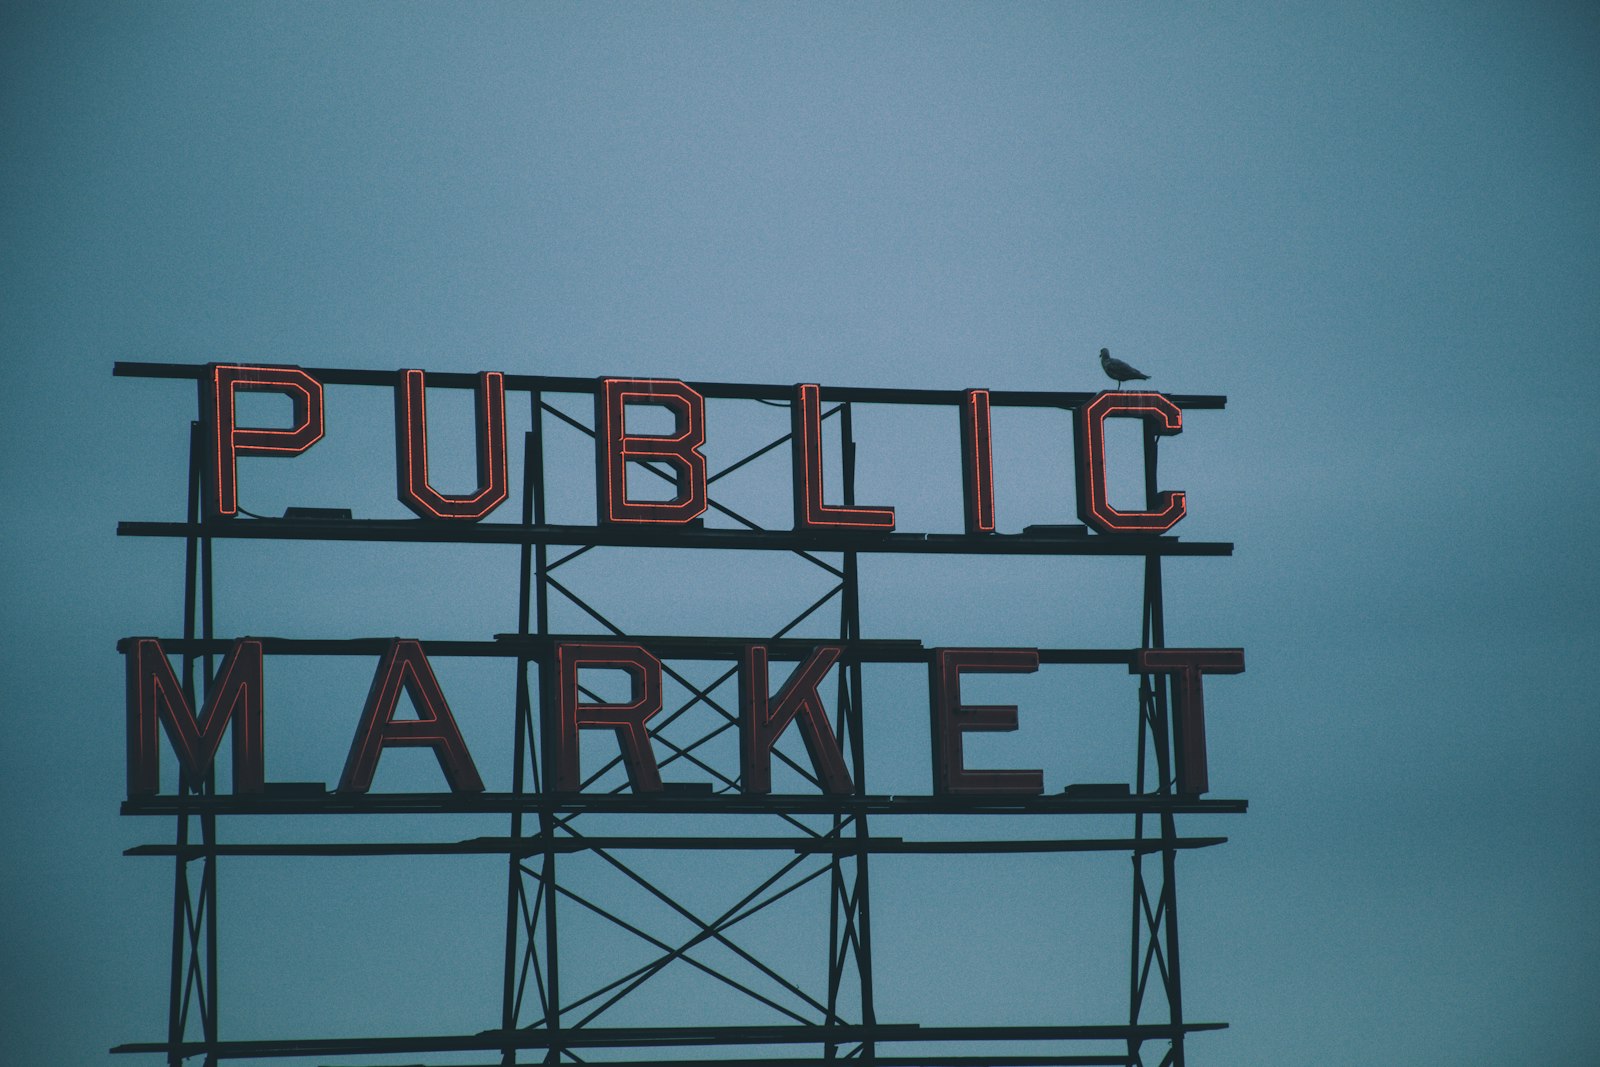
xmin=113 ymin=361 xmax=1245 ymax=1067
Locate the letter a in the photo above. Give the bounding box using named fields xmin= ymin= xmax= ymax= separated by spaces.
xmin=338 ymin=639 xmax=484 ymax=793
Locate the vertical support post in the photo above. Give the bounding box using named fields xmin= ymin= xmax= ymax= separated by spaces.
xmin=502 ymin=400 xmax=538 ymax=1064
xmin=169 ymin=416 xmax=220 ymax=1065
xmin=533 ymin=394 xmax=561 ymax=1066
xmin=825 ymin=402 xmax=847 ymax=1059
xmin=503 ymin=391 xmax=560 ymax=1062
xmin=826 ymin=401 xmax=876 ymax=1063
xmin=1128 ymin=605 xmax=1151 ymax=1061
xmin=842 ymin=403 xmax=877 ymax=1058
xmin=1127 ymin=419 xmax=1185 ymax=1067
xmin=539 ymin=756 xmax=561 ymax=1066
xmin=168 ymin=421 xmax=200 ymax=1067
xmin=200 ymin=474 xmax=219 ymax=1067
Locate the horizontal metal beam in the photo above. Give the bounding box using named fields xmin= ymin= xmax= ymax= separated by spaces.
xmin=114 ymin=360 xmax=1227 ymax=410
xmin=327 ymin=1059 xmax=1142 ymax=1067
xmin=122 ymin=792 xmax=1246 ymax=817
xmin=116 ymin=518 xmax=1232 ymax=557
xmin=113 ymin=1020 xmax=1227 ymax=1058
xmin=112 ymin=633 xmax=1146 ymax=666
xmin=126 ymin=835 xmax=1228 ymax=859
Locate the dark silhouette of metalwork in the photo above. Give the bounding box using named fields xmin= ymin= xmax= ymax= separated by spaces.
xmin=113 ymin=363 xmax=1242 ymax=1067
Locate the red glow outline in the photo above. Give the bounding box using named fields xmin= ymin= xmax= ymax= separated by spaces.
xmin=960 ymin=389 xmax=996 ymax=533
xmin=928 ymin=648 xmax=1043 ymax=796
xmin=1074 ymin=390 xmax=1186 ymax=534
xmin=208 ymin=365 xmax=325 ymax=518
xmin=553 ymin=642 xmax=665 ymax=793
xmin=594 ymin=378 xmax=709 ymax=525
xmin=336 ymin=638 xmax=485 ymax=794
xmin=738 ymin=645 xmax=852 ymax=796
xmin=394 ymin=369 xmax=509 ymax=521
xmin=790 ymin=383 xmax=895 ymax=530
xmin=1132 ymin=647 xmax=1245 ymax=795
xmin=126 ymin=637 xmax=264 ymax=796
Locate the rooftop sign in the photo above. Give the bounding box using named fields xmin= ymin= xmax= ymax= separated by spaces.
xmin=114 ymin=359 xmax=1246 ymax=1067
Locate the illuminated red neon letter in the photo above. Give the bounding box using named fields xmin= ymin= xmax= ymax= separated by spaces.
xmin=739 ymin=645 xmax=852 ymax=795
xmin=337 ymin=639 xmax=484 ymax=794
xmin=928 ymin=648 xmax=1043 ymax=795
xmin=960 ymin=389 xmax=996 ymax=534
xmin=552 ymin=642 xmax=664 ymax=793
xmin=206 ymin=364 xmax=325 ymax=517
xmin=125 ymin=637 xmax=264 ymax=796
xmin=1132 ymin=648 xmax=1245 ymax=795
xmin=394 ymin=369 xmax=508 ymax=520
xmin=594 ymin=378 xmax=708 ymax=525
xmin=790 ymin=383 xmax=895 ymax=530
xmin=1073 ymin=391 xmax=1186 ymax=534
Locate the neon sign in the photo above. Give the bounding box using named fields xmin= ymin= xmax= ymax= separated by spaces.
xmin=126 ymin=637 xmax=264 ymax=796
xmin=120 ymin=361 xmax=1244 ymax=802
xmin=192 ymin=365 xmax=1191 ymax=534
xmin=205 ymin=364 xmax=324 ymax=517
xmin=116 ymin=359 xmax=1249 ymax=1067
xmin=395 ymin=369 xmax=508 ymax=521
xmin=124 ymin=636 xmax=1243 ymax=798
xmin=790 ymin=382 xmax=897 ymax=530
xmin=1073 ymin=390 xmax=1186 ymax=534
xmin=594 ymin=378 xmax=709 ymax=525
xmin=959 ymin=388 xmax=996 ymax=534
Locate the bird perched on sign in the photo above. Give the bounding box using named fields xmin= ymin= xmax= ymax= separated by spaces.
xmin=1098 ymin=348 xmax=1149 ymax=389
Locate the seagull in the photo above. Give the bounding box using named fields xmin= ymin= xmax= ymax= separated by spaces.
xmin=1099 ymin=348 xmax=1149 ymax=389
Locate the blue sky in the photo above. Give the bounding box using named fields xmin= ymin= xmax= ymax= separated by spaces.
xmin=3 ymin=3 xmax=1597 ymax=1064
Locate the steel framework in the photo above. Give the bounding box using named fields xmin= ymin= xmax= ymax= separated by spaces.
xmin=113 ymin=363 xmax=1244 ymax=1067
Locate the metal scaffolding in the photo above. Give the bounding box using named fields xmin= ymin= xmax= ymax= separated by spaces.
xmin=114 ymin=364 xmax=1243 ymax=1067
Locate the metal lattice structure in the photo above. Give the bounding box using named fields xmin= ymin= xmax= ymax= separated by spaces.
xmin=114 ymin=363 xmax=1244 ymax=1067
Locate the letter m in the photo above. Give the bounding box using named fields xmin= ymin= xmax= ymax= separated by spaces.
xmin=125 ymin=638 xmax=265 ymax=796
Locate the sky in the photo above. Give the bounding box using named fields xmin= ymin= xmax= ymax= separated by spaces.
xmin=3 ymin=2 xmax=1598 ymax=1065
